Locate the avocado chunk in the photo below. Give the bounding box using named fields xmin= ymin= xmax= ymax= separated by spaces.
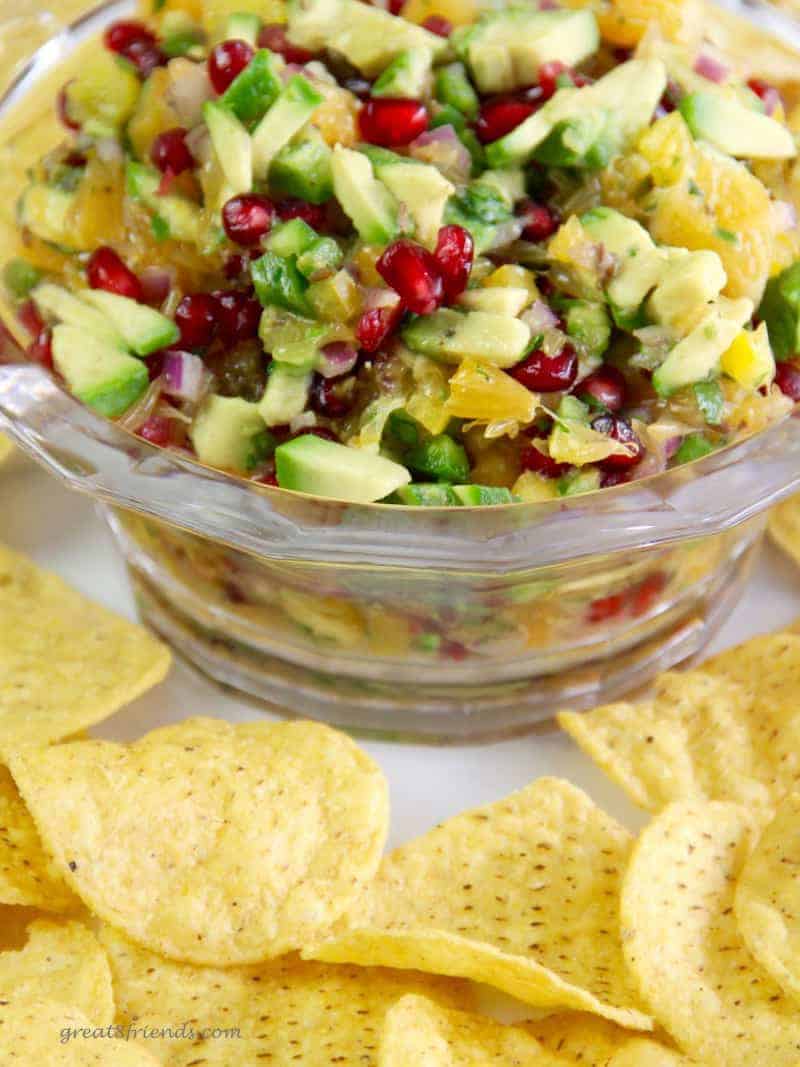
xmin=125 ymin=162 xmax=205 ymax=246
xmin=680 ymin=91 xmax=797 ymax=160
xmin=652 ymin=296 xmax=754 ymax=396
xmin=402 ymin=309 xmax=531 ymax=368
xmin=223 ymin=11 xmax=261 ymax=46
xmin=443 ymin=180 xmax=514 ymax=254
xmin=757 ymin=260 xmax=800 ymax=360
xmin=269 ymin=128 xmax=333 ymax=204
xmin=435 ymin=62 xmax=479 ymax=121
xmin=647 ymin=249 xmax=727 ymax=337
xmin=259 ymin=363 xmax=312 ymax=426
xmin=80 ymin=291 xmax=180 ymax=357
xmin=64 ymin=51 xmax=140 ymax=135
xmin=331 ymin=146 xmax=399 ymax=245
xmin=18 ymin=184 xmax=82 ymax=252
xmin=458 ymin=287 xmax=530 ymax=316
xmin=251 ymin=251 xmax=311 ymax=315
xmin=564 ymin=300 xmax=611 ymax=360
xmin=372 ymin=47 xmax=432 ymax=99
xmin=453 ymin=484 xmax=515 ymax=505
xmin=287 ymin=0 xmax=447 ymax=77
xmin=52 ymin=325 xmax=148 ymax=419
xmin=220 ymin=49 xmax=283 ymax=126
xmin=406 ymin=434 xmax=470 ymax=483
xmin=369 ymin=156 xmax=454 ymax=249
xmin=275 ymin=433 xmax=411 ymax=502
xmin=455 ymin=9 xmax=598 ymax=95
xmin=204 ymin=101 xmax=253 ymax=196
xmin=190 ymin=394 xmax=271 ymax=474
xmin=297 ymin=238 xmax=342 ymax=280
xmin=3 ymin=259 xmax=41 ymax=301
xmin=252 ymin=75 xmax=323 ymax=181
xmin=486 ymin=58 xmax=666 ymax=169
xmin=33 ymin=284 xmax=124 ymax=349
xmin=581 ymin=207 xmax=665 ymax=321
xmin=265 ymin=218 xmax=319 ymax=258
xmin=394 ymin=483 xmax=459 ymax=506
xmin=673 ymin=433 xmax=715 ymax=465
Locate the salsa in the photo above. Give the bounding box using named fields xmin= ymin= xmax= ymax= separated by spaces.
xmin=5 ymin=0 xmax=800 ymax=504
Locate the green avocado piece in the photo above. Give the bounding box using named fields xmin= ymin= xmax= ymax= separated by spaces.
xmin=251 ymin=252 xmax=311 ymax=315
xmin=693 ymin=379 xmax=724 ymax=426
xmin=372 ymin=158 xmax=454 ymax=248
xmin=453 ymin=484 xmax=515 ymax=505
xmin=220 ymin=49 xmax=283 ymax=126
xmin=265 ymin=218 xmax=319 ymax=258
xmin=394 ymin=483 xmax=459 ymax=506
xmin=406 ymin=434 xmax=470 ymax=483
xmin=564 ymin=300 xmax=611 ymax=359
xmin=80 ymin=291 xmax=180 ymax=357
xmin=758 ymin=260 xmax=800 ymax=361
xmin=18 ymin=184 xmax=82 ymax=253
xmin=402 ymin=309 xmax=531 ymax=368
xmin=673 ymin=433 xmax=715 ymax=465
xmin=680 ymin=91 xmax=796 ymax=160
xmin=52 ymin=325 xmax=148 ymax=418
xmin=373 ymin=47 xmax=432 ymax=99
xmin=435 ymin=62 xmax=480 ymax=121
xmin=33 ymin=283 xmax=124 ymax=348
xmin=125 ymin=162 xmax=206 ymax=246
xmin=581 ymin=206 xmax=666 ymax=321
xmin=259 ymin=362 xmax=312 ymax=426
xmin=331 ymin=146 xmax=399 ymax=245
xmin=3 ymin=259 xmax=42 ymax=301
xmin=443 ymin=180 xmax=514 ymax=254
xmin=65 ymin=50 xmax=140 ymax=133
xmin=275 ymin=433 xmax=411 ymax=502
xmin=652 ymin=297 xmax=753 ymax=396
xmin=269 ymin=128 xmax=333 ymax=204
xmin=190 ymin=394 xmax=271 ymax=474
xmin=223 ymin=11 xmax=262 ymax=46
xmin=204 ymin=101 xmax=253 ymax=195
xmin=252 ymin=75 xmax=324 ymax=180
xmin=296 ymin=237 xmax=342 ymax=280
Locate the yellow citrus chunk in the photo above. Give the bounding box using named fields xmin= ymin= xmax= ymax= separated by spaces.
xmin=721 ymin=324 xmax=776 ymax=389
xmin=513 ymin=471 xmax=560 ymax=503
xmin=484 ymin=265 xmax=540 ymax=303
xmin=446 ymin=358 xmax=538 ymax=423
xmin=402 ymin=0 xmax=479 ymax=27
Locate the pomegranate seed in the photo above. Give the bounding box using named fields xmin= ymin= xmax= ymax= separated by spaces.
xmin=475 ymin=96 xmax=536 ymax=144
xmin=57 ymin=84 xmax=80 ymax=131
xmin=309 ymin=375 xmax=354 ymax=418
xmin=572 ymin=73 xmax=593 ymax=88
xmin=588 ymin=593 xmax=625 ymax=623
xmin=291 ymin=425 xmax=340 ymax=442
xmin=87 ymin=247 xmax=144 ymax=302
xmin=600 ymin=469 xmax=631 ymax=488
xmin=357 ymin=304 xmax=403 ymax=353
xmin=434 ymin=224 xmax=474 ymax=303
xmin=259 ymin=470 xmax=280 ymax=486
xmin=359 ymin=98 xmax=429 ymax=147
xmin=377 ymin=239 xmax=444 ymax=315
xmin=146 ymin=350 xmax=167 ymax=381
xmin=510 ymin=344 xmax=578 ymax=392
xmin=104 ymin=20 xmax=156 ymax=54
xmin=518 ymin=199 xmax=559 ymax=242
xmin=748 ymin=77 xmax=782 ymax=115
xmin=538 ymin=61 xmax=567 ymax=101
xmin=520 ymin=442 xmax=570 ymax=479
xmin=591 ymin=413 xmax=643 ymax=471
xmin=63 ymin=151 xmax=87 ymax=169
xmin=388 ymin=0 xmax=405 ymax=14
xmin=276 ymin=198 xmax=327 ymax=230
xmin=775 ymin=360 xmax=800 ymax=400
xmin=28 ymin=328 xmax=53 ymax=370
xmin=214 ymin=290 xmax=262 ymax=343
xmin=578 ymin=366 xmax=626 ymax=412
xmin=138 ymin=415 xmax=172 ymax=446
xmin=258 ymin=24 xmax=314 ymax=64
xmin=422 ymin=14 xmax=452 ymax=36
xmin=224 ymin=253 xmax=249 ymax=280
xmin=175 ymin=293 xmax=218 ymax=349
xmin=443 ymin=639 xmax=468 ymax=661
xmin=208 ymin=40 xmax=255 ymax=95
xmin=222 ymin=194 xmax=276 ymax=247
xmin=18 ymin=300 xmax=45 ymax=339
xmin=630 ymin=572 xmax=667 ymax=617
xmin=125 ymin=39 xmax=167 ymax=78
xmin=150 ymin=128 xmax=194 ymax=176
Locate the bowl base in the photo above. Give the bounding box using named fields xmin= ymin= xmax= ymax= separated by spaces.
xmin=129 ymin=541 xmax=757 ymax=743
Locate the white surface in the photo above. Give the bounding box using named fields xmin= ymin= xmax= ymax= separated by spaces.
xmin=3 ymin=452 xmax=800 ymax=844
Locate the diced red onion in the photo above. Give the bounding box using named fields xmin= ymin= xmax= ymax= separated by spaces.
xmin=522 ymin=300 xmax=559 ymax=333
xmin=539 ymin=0 xmax=559 ymax=8
xmin=317 ymin=341 xmax=359 ymax=379
xmin=693 ymin=53 xmax=729 ymax=84
xmin=139 ymin=266 xmax=174 ymax=307
xmin=665 ymin=435 xmax=682 ymax=460
xmin=409 ymin=125 xmax=472 ymax=185
xmin=162 ymin=350 xmax=206 ymax=402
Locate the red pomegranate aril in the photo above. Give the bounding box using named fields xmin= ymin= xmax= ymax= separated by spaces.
xmin=215 ymin=290 xmax=262 ymax=343
xmin=87 ymin=247 xmax=144 ymax=302
xmin=18 ymin=300 xmax=45 ymax=340
xmin=630 ymin=572 xmax=667 ymax=617
xmin=360 ymin=98 xmax=429 ymax=147
xmin=520 ymin=442 xmax=570 ymax=479
xmin=475 ymin=96 xmax=536 ymax=144
xmin=57 ymin=84 xmax=80 ymax=131
xmin=519 ymin=199 xmax=559 ymax=242
xmin=208 ymin=39 xmax=255 ymax=95
xmin=259 ymin=469 xmax=280 ymax=486
xmin=222 ymin=194 xmax=276 ymax=246
xmin=146 ymin=350 xmax=167 ymax=381
xmin=309 ymin=374 xmax=355 ymax=418
xmin=748 ymin=77 xmax=782 ymax=115
xmin=258 ymin=24 xmax=314 ymax=64
xmin=538 ymin=60 xmax=567 ymax=101
xmin=510 ymin=344 xmax=578 ymax=393
xmin=28 ymin=328 xmax=53 ymax=370
xmin=276 ymin=198 xmax=327 ymax=230
xmin=775 ymin=360 xmax=800 ymax=401
xmin=223 ymin=253 xmax=249 ymax=280
xmin=292 ymin=425 xmax=340 ymax=443
xmin=104 ymin=20 xmax=156 ymax=54
xmin=377 ymin=239 xmax=444 ymax=315
xmin=388 ymin=0 xmax=405 ymax=15
xmin=434 ymin=224 xmax=474 ymax=302
xmin=588 ymin=593 xmax=625 ymax=623
xmin=357 ymin=304 xmax=403 ymax=353
xmin=150 ymin=128 xmax=195 ymax=175
xmin=126 ymin=39 xmax=166 ymax=77
xmin=138 ymin=415 xmax=172 ymax=447
xmin=591 ymin=413 xmax=643 ymax=471
xmin=175 ymin=293 xmax=218 ymax=349
xmin=422 ymin=14 xmax=453 ymax=36
xmin=578 ymin=365 xmax=626 ymax=412
xmin=600 ymin=469 xmax=630 ymax=489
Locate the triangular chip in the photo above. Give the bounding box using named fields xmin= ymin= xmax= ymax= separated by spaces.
xmin=308 ymin=778 xmax=651 ymax=1029
xmin=10 ymin=718 xmax=389 ymax=965
xmin=0 ymin=918 xmax=113 ymax=1026
xmin=0 ymin=765 xmax=79 ymax=912
xmin=0 ymin=543 xmax=170 ymax=752
xmin=0 ymin=905 xmax=47 ymax=950
xmin=559 ymin=648 xmax=800 ymax=813
xmin=621 ymin=799 xmax=800 ymax=1065
xmin=531 ymin=1013 xmax=697 ymax=1065
xmin=0 ymin=998 xmax=159 ymax=1065
xmin=735 ymin=791 xmax=800 ymax=1005
xmin=100 ymin=925 xmax=472 ymax=1065
xmin=379 ymin=994 xmax=568 ymax=1066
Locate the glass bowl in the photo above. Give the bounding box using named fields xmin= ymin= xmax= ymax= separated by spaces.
xmin=2 ymin=1 xmax=800 ymax=741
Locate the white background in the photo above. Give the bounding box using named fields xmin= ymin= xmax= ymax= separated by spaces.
xmin=4 ymin=452 xmax=800 ymax=843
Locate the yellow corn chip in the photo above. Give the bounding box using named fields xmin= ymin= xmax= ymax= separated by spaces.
xmin=0 ymin=765 xmax=79 ymax=912
xmin=559 ymin=642 xmax=800 ymax=813
xmin=308 ymin=778 xmax=651 ymax=1030
xmin=0 ymin=543 xmax=170 ymax=753
xmin=0 ymin=998 xmax=160 ymax=1065
xmin=621 ymin=799 xmax=800 ymax=1065
xmin=11 ymin=718 xmax=389 ymax=966
xmin=770 ymin=496 xmax=800 ymax=566
xmin=735 ymin=791 xmax=800 ymax=1005
xmin=379 ymin=994 xmax=568 ymax=1066
xmin=100 ymin=924 xmax=472 ymax=1065
xmin=0 ymin=904 xmax=48 ymax=949
xmin=0 ymin=918 xmax=113 ymax=1026
xmin=531 ymin=1013 xmax=697 ymax=1065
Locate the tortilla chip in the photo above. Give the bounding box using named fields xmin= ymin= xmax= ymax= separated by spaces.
xmin=10 ymin=718 xmax=389 ymax=966
xmin=0 ymin=904 xmax=48 ymax=950
xmin=379 ymin=994 xmax=566 ymax=1066
xmin=0 ymin=998 xmax=160 ymax=1065
xmin=621 ymin=799 xmax=800 ymax=1065
xmin=559 ymin=637 xmax=800 ymax=813
xmin=735 ymin=792 xmax=800 ymax=1005
xmin=308 ymin=778 xmax=651 ymax=1030
xmin=0 ymin=918 xmax=113 ymax=1026
xmin=531 ymin=1013 xmax=696 ymax=1065
xmin=770 ymin=497 xmax=800 ymax=566
xmin=0 ymin=765 xmax=79 ymax=912
xmin=100 ymin=924 xmax=472 ymax=1066
xmin=0 ymin=543 xmax=170 ymax=753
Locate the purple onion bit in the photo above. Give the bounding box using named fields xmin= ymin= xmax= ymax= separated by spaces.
xmin=162 ymin=350 xmax=207 ymax=402
xmin=317 ymin=341 xmax=359 ymax=380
